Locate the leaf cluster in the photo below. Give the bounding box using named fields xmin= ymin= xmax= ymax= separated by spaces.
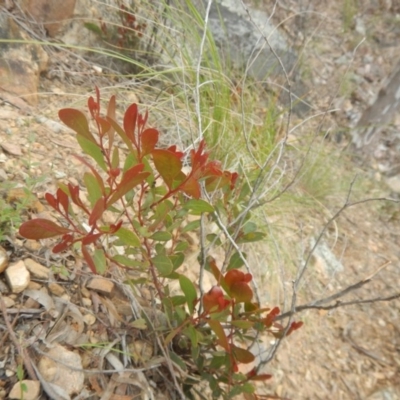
xmin=19 ymin=88 xmax=302 ymax=398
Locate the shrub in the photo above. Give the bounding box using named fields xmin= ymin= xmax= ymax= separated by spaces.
xmin=19 ymin=88 xmax=302 ymax=399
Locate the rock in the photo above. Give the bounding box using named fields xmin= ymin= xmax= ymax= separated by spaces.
xmin=0 ymin=142 xmax=22 ymax=156
xmin=168 ymin=0 xmax=308 ymax=113
xmin=0 ymin=246 xmax=8 ymax=273
xmin=83 ymin=313 xmax=96 ymax=326
xmin=24 ymin=258 xmax=50 ymax=279
xmin=20 ymin=0 xmax=77 ymax=38
xmin=86 ymin=277 xmax=115 ymax=295
xmin=2 ymin=296 xmax=15 ymax=308
xmin=0 ymin=280 xmax=8 ymax=293
xmin=48 ymin=282 xmax=66 ymax=296
xmin=4 ymin=260 xmax=30 ymax=293
xmin=310 ymin=237 xmax=344 ymax=276
xmin=9 ymin=380 xmax=40 ymax=400
xmin=385 ymin=175 xmax=400 ymax=193
xmin=0 ymin=168 xmax=8 ymax=181
xmin=0 ymin=14 xmax=48 ymax=105
xmin=38 ymin=344 xmax=84 ymax=396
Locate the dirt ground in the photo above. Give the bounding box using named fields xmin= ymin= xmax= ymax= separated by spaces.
xmin=0 ymin=1 xmax=400 ymax=399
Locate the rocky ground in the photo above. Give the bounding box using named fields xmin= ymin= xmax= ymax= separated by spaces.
xmin=0 ymin=0 xmax=400 ymax=399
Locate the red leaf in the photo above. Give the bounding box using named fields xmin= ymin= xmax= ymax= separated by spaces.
xmin=56 ymin=188 xmax=69 ymax=214
xmin=89 ymin=197 xmax=106 ymax=226
xmin=203 ymin=286 xmax=230 ymax=314
xmin=82 ymin=233 xmax=103 ymax=245
xmin=224 ymin=269 xmax=252 ymax=288
xmin=207 ymin=256 xmax=225 ymax=286
xmin=96 ymin=116 xmax=111 ymax=137
xmin=53 ymin=234 xmax=74 ymax=253
xmin=106 ymin=95 xmax=116 ymax=148
xmin=82 ymin=245 xmax=97 ymax=274
xmin=45 ymin=193 xmax=57 ymax=210
xmin=263 ymin=307 xmax=280 ymax=328
xmin=152 ymin=149 xmax=182 ymax=188
xmin=180 ymin=176 xmax=201 ymax=199
xmin=107 ymin=164 xmax=149 ymax=207
xmin=287 ymin=321 xmax=304 ymax=336
xmin=68 ymin=183 xmax=86 ymax=210
xmin=141 ymin=128 xmax=159 ymax=156
xmin=248 ymin=374 xmax=272 ymax=382
xmin=123 ymin=103 xmax=138 ymax=147
xmin=19 ymin=219 xmax=70 ymax=239
xmin=59 ymin=109 xmax=97 ymax=144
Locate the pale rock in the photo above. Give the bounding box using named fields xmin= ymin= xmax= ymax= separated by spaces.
xmin=83 ymin=313 xmax=96 ymax=326
xmin=385 ymin=175 xmax=400 ymax=193
xmin=5 ymin=260 xmax=30 ymax=293
xmin=24 ymin=258 xmax=50 ymax=279
xmin=38 ymin=344 xmax=84 ymax=396
xmin=9 ymin=380 xmax=40 ymax=400
xmin=0 ymin=246 xmax=8 ymax=273
xmin=23 ymin=240 xmax=42 ymax=252
xmin=48 ymin=282 xmax=66 ymax=296
xmin=2 ymin=296 xmax=15 ymax=308
xmin=87 ymin=277 xmax=114 ymax=295
xmin=27 ymin=281 xmax=42 ymax=290
xmin=0 ymin=142 xmax=22 ymax=156
xmin=0 ymin=168 xmax=8 ymax=181
xmin=81 ymin=297 xmax=92 ymax=307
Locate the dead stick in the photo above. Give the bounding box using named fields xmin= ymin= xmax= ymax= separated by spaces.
xmin=0 ymin=294 xmax=38 ymax=380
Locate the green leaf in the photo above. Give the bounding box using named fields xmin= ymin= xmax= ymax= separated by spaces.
xmin=76 ymin=135 xmax=107 ymax=171
xmin=115 ymin=227 xmax=141 ymax=247
xmin=170 ymin=252 xmax=184 ymax=270
xmin=183 ymin=324 xmax=199 ymax=348
xmin=179 ymin=275 xmax=197 ymax=314
xmin=168 ymin=351 xmax=187 ymax=371
xmin=152 ymin=255 xmax=173 ymax=276
xmin=83 ymin=22 xmax=103 ymax=35
xmin=84 ymin=172 xmax=102 ymax=207
xmin=183 ymin=199 xmax=214 ymax=215
xmin=230 ymin=282 xmax=253 ymax=303
xmin=243 ymin=221 xmax=257 ymax=234
xmin=182 ymin=219 xmax=201 ymax=233
xmin=231 ymin=320 xmax=254 ymax=329
xmin=111 ymin=146 xmax=120 ymax=169
xmin=208 ymin=319 xmax=229 ymax=351
xmin=93 ymin=249 xmax=107 ymax=274
xmin=232 ymin=345 xmax=255 ymax=364
xmin=112 ymin=255 xmax=146 ymax=268
xmin=170 ymin=295 xmax=186 ymax=306
xmin=237 ymin=232 xmax=265 ymax=244
xmin=152 ymin=149 xmax=182 ymax=188
xmin=130 ymin=318 xmax=147 ymax=330
xmin=227 ymin=252 xmax=245 ymax=271
xmin=175 ymin=241 xmax=189 ymax=252
xmin=150 ymin=231 xmax=172 ymax=241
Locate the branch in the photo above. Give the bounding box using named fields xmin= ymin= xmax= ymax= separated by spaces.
xmin=275 ymin=261 xmax=398 ymax=321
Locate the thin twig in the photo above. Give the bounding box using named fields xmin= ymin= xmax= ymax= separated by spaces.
xmin=0 ymin=294 xmax=38 ymax=380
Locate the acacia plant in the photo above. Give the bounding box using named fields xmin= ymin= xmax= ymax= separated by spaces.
xmin=19 ymin=88 xmax=302 ymax=399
